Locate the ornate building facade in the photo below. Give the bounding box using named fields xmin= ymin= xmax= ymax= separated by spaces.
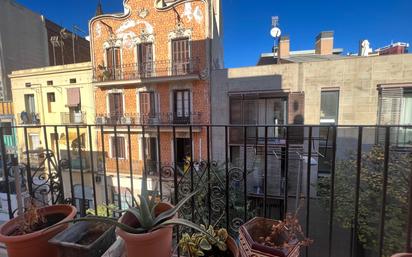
xmin=89 ymin=0 xmax=222 ymax=201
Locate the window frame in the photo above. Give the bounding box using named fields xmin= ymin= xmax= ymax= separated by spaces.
xmin=173 ymin=90 xmax=191 ymax=123
xmin=320 ymin=90 xmax=340 ymax=124
xmin=47 ymin=92 xmax=56 ymax=113
xmin=109 ymin=135 xmax=127 ymax=160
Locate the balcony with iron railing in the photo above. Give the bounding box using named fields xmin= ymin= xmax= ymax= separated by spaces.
xmin=95 ymin=112 xmax=203 ymax=125
xmin=60 ymin=112 xmax=86 ymax=125
xmin=93 ymin=58 xmax=201 ymax=85
xmin=17 ymin=112 xmax=40 ymax=125
xmin=0 ymin=124 xmax=411 ymax=257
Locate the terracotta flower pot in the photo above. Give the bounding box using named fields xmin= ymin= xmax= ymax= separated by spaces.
xmin=227 ymin=236 xmax=240 ymax=257
xmin=116 ymin=202 xmax=174 ymax=257
xmin=391 ymin=254 xmax=412 ymax=257
xmin=239 ymin=217 xmax=300 ymax=257
xmin=0 ymin=204 xmax=77 ymax=257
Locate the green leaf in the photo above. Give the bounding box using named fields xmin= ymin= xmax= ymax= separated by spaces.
xmin=125 ymin=188 xmax=138 ymax=207
xmin=152 ymin=218 xmax=216 ymax=242
xmin=199 ymin=238 xmax=212 ymax=251
xmin=125 ymin=208 xmax=143 ymax=227
xmin=138 ymin=195 xmax=154 ymax=229
xmin=153 ymin=189 xmax=200 ymax=226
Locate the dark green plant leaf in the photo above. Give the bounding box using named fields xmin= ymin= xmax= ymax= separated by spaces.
xmin=153 ymin=189 xmax=200 ymax=226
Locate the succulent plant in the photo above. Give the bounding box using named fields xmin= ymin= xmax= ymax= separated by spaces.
xmin=69 ymin=186 xmax=205 ymax=234
xmin=179 ymin=225 xmax=229 ymax=257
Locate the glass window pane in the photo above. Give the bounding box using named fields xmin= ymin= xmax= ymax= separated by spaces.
xmin=320 ymin=91 xmax=339 ymax=123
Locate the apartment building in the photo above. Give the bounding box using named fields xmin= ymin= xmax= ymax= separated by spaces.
xmin=0 ymin=0 xmax=91 ymax=101
xmin=9 ymin=62 xmax=102 ymax=213
xmin=89 ymin=0 xmax=222 ymax=204
xmin=211 ymin=32 xmax=412 ymax=198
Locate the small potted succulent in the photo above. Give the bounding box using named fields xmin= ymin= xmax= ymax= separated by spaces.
xmin=239 ymin=211 xmax=312 ymax=257
xmin=179 ymin=225 xmax=239 ymax=257
xmin=0 ymin=200 xmax=77 ymax=257
xmin=49 ymin=205 xmax=117 ymax=257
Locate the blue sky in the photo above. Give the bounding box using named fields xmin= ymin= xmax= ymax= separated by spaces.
xmin=16 ymin=0 xmax=412 ymax=68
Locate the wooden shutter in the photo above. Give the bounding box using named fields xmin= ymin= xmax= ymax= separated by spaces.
xmin=112 ymin=137 xmax=125 ymax=159
xmin=172 ymin=38 xmax=190 ymax=74
xmin=140 ymin=92 xmax=155 ymax=116
xmin=114 ymin=48 xmax=121 ymax=68
xmin=106 ymin=48 xmax=113 ymax=68
xmin=109 ymin=93 xmax=123 ymax=116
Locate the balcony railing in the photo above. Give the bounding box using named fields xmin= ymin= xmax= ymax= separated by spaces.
xmin=17 ymin=112 xmax=40 ymax=125
xmin=93 ymin=58 xmax=201 ymax=83
xmin=61 ymin=112 xmax=86 ymax=125
xmin=96 ymin=112 xmax=203 ymax=125
xmin=0 ymin=124 xmax=411 ymax=257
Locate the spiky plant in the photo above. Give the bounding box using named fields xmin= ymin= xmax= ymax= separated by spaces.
xmin=69 ymin=189 xmax=205 ymax=234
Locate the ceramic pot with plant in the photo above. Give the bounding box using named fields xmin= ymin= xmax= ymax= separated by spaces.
xmin=67 ymin=184 xmax=215 ymax=257
xmin=0 ymin=202 xmax=77 ymax=257
xmin=239 ymin=211 xmax=312 ymax=257
xmin=179 ymin=225 xmax=239 ymax=257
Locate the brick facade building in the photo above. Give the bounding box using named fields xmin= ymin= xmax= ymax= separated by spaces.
xmin=89 ymin=0 xmax=222 ymax=197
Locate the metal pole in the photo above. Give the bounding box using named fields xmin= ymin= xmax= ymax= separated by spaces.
xmin=72 ymin=27 xmax=76 ymax=64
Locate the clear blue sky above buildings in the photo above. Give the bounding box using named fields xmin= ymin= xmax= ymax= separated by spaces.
xmin=16 ymin=0 xmax=412 ymax=68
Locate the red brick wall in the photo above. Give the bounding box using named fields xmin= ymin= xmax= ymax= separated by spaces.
xmin=91 ymin=0 xmax=211 ymax=172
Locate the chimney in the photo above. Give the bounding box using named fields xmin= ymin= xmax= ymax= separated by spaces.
xmin=278 ymin=35 xmax=290 ymax=59
xmin=315 ymin=31 xmax=334 ymax=55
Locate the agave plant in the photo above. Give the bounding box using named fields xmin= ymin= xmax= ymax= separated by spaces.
xmin=69 ymin=189 xmax=206 ymax=235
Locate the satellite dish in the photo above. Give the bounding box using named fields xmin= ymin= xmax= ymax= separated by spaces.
xmin=270 ymin=27 xmax=282 ymax=38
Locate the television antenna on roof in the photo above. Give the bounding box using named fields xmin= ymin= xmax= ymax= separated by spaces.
xmin=270 ymin=16 xmax=282 ymax=64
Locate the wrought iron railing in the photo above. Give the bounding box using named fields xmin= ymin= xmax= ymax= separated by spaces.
xmin=17 ymin=112 xmax=40 ymax=125
xmin=0 ymin=124 xmax=411 ymax=257
xmin=93 ymin=58 xmax=201 ymax=83
xmin=60 ymin=112 xmax=86 ymax=125
xmin=95 ymin=112 xmax=203 ymax=125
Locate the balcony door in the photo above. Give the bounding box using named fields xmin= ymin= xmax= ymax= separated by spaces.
xmin=174 ymin=90 xmax=190 ymax=124
xmin=171 ymin=38 xmax=190 ymax=75
xmin=24 ymin=94 xmax=37 ymax=124
xmin=24 ymin=94 xmax=36 ymax=114
xmin=139 ymin=92 xmax=156 ymax=123
xmin=108 ymin=93 xmax=124 ymax=124
xmin=137 ymin=43 xmax=153 ymax=78
xmin=106 ymin=47 xmax=121 ymax=80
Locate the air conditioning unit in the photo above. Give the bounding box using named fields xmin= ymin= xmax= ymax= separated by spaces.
xmin=121 ymin=116 xmax=132 ymax=125
xmin=96 ymin=116 xmax=106 ymax=125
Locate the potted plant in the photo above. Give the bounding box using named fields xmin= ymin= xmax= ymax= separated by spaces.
xmin=0 ymin=201 xmax=77 ymax=257
xmin=65 ymin=185 xmax=219 ymax=257
xmin=49 ymin=205 xmax=117 ymax=257
xmin=179 ymin=225 xmax=239 ymax=257
xmin=239 ymin=212 xmax=312 ymax=257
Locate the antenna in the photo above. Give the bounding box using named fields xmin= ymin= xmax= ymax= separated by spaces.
xmin=270 ymin=16 xmax=282 ymax=63
xmin=272 ymin=16 xmax=279 ymax=28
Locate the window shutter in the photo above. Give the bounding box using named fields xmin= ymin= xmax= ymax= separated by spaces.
xmin=109 ymin=94 xmax=115 ymax=113
xmin=379 ymin=87 xmax=403 ymax=125
xmin=106 ymin=48 xmax=113 ymax=68
xmin=114 ymin=48 xmax=121 ymax=68
xmin=172 ymin=38 xmax=190 ymax=75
